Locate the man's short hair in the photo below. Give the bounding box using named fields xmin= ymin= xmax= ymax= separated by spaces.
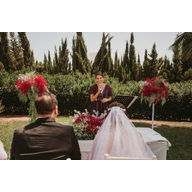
xmin=35 ymin=93 xmax=58 ymax=114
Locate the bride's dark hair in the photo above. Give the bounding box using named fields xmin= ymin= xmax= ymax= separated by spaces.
xmin=106 ymin=101 xmax=127 ymax=117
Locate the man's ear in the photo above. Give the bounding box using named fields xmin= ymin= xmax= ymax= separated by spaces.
xmin=54 ymin=106 xmax=58 ymax=114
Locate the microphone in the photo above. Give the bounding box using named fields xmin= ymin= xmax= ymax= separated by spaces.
xmin=99 ymin=84 xmax=102 ymax=93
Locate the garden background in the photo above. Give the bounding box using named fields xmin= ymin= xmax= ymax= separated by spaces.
xmin=0 ymin=32 xmax=192 ymax=160
xmin=0 ymin=70 xmax=192 ymax=121
xmin=1 ymin=32 xmax=192 ymax=119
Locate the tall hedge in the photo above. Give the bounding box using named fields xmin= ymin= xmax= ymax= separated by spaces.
xmin=0 ymin=70 xmax=191 ymax=121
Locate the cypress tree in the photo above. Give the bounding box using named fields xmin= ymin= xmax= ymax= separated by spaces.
xmin=54 ymin=46 xmax=59 ymax=74
xmin=68 ymin=62 xmax=72 ymax=74
xmin=120 ymin=41 xmax=131 ymax=81
xmin=18 ymin=32 xmax=33 ymax=68
xmin=0 ymin=32 xmax=16 ymax=73
xmin=92 ymin=48 xmax=101 ymax=74
xmin=92 ymin=33 xmax=113 ymax=75
xmin=136 ymin=53 xmax=143 ymax=81
xmin=171 ymin=37 xmax=183 ymax=82
xmin=48 ymin=50 xmax=52 ymax=74
xmin=37 ymin=61 xmax=44 ymax=73
xmin=77 ymin=32 xmax=91 ymax=74
xmin=71 ymin=36 xmax=77 ymax=73
xmin=113 ymin=51 xmax=118 ymax=77
xmin=113 ymin=51 xmax=121 ymax=79
xmin=148 ymin=43 xmax=157 ymax=78
xmin=0 ymin=34 xmax=3 ymax=62
xmin=30 ymin=50 xmax=35 ymax=68
xmin=0 ymin=62 xmax=5 ymax=71
xmin=71 ymin=32 xmax=91 ymax=74
xmin=0 ymin=32 xmax=8 ymax=69
xmin=35 ymin=60 xmax=39 ymax=72
xmin=148 ymin=43 xmax=162 ymax=78
xmin=10 ymin=32 xmax=25 ymax=70
xmin=129 ymin=33 xmax=137 ymax=80
xmin=119 ymin=56 xmax=126 ymax=82
xmin=143 ymin=49 xmax=150 ymax=79
xmin=6 ymin=44 xmax=16 ymax=73
xmin=160 ymin=55 xmax=172 ymax=81
xmin=122 ymin=41 xmax=129 ymax=72
xmin=108 ymin=41 xmax=113 ymax=76
xmin=53 ymin=60 xmax=56 ymax=75
xmin=43 ymin=53 xmax=48 ymax=72
xmin=58 ymin=38 xmax=70 ymax=74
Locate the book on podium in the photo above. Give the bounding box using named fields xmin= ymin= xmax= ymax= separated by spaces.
xmin=113 ymin=95 xmax=138 ymax=108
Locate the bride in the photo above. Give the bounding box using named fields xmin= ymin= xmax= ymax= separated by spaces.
xmin=88 ymin=102 xmax=154 ymax=160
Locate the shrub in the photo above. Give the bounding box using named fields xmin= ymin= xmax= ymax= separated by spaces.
xmin=0 ymin=99 xmax=4 ymax=113
xmin=0 ymin=70 xmax=191 ymax=121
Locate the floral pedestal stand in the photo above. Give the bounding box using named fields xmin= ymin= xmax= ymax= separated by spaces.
xmin=140 ymin=77 xmax=170 ymax=130
xmin=152 ymin=104 xmax=155 ymax=130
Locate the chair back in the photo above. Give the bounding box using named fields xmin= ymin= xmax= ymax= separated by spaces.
xmin=104 ymin=153 xmax=157 ymax=160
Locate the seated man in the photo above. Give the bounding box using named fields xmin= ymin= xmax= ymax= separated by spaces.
xmin=10 ymin=93 xmax=81 ymax=160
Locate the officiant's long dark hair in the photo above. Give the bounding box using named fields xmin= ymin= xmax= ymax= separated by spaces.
xmin=95 ymin=71 xmax=104 ymax=78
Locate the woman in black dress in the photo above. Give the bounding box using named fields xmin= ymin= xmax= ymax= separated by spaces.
xmin=89 ymin=72 xmax=112 ymax=116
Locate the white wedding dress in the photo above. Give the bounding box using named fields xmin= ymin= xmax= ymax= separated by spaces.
xmin=88 ymin=106 xmax=154 ymax=160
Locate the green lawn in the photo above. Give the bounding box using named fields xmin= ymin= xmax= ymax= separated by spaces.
xmin=1 ymin=117 xmax=192 ymax=160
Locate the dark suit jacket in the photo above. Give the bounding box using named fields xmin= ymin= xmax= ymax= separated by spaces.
xmin=10 ymin=118 xmax=81 ymax=160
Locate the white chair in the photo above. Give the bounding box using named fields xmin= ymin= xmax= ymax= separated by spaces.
xmin=104 ymin=153 xmax=157 ymax=160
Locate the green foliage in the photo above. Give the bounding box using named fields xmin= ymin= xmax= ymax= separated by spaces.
xmin=28 ymin=91 xmax=37 ymax=123
xmin=71 ymin=33 xmax=91 ymax=74
xmin=0 ymin=99 xmax=4 ymax=113
xmin=0 ymin=62 xmax=5 ymax=71
xmin=169 ymin=32 xmax=192 ymax=61
xmin=92 ymin=33 xmax=113 ymax=75
xmin=0 ymin=32 xmax=36 ymax=74
xmin=10 ymin=32 xmax=25 ymax=71
xmin=0 ymin=69 xmax=192 ymax=121
xmin=143 ymin=49 xmax=150 ymax=79
xmin=2 ymin=32 xmax=192 ymax=85
xmin=148 ymin=43 xmax=163 ymax=78
xmin=17 ymin=89 xmax=27 ymax=103
xmin=183 ymin=67 xmax=192 ymax=80
xmin=129 ymin=32 xmax=137 ymax=80
xmin=18 ymin=32 xmax=33 ymax=68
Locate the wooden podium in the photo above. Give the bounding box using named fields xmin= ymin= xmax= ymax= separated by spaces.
xmin=113 ymin=95 xmax=138 ymax=108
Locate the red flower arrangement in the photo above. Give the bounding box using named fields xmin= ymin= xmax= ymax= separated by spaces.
xmin=140 ymin=77 xmax=170 ymax=105
xmin=85 ymin=115 xmax=106 ymax=134
xmin=15 ymin=71 xmax=48 ymax=122
xmin=15 ymin=73 xmax=47 ymax=96
xmin=72 ymin=110 xmax=106 ymax=136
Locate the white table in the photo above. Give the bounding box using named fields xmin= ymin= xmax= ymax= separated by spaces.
xmin=78 ymin=128 xmax=171 ymax=160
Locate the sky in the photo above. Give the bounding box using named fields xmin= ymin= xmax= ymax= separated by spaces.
xmin=26 ymin=32 xmax=178 ymax=65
